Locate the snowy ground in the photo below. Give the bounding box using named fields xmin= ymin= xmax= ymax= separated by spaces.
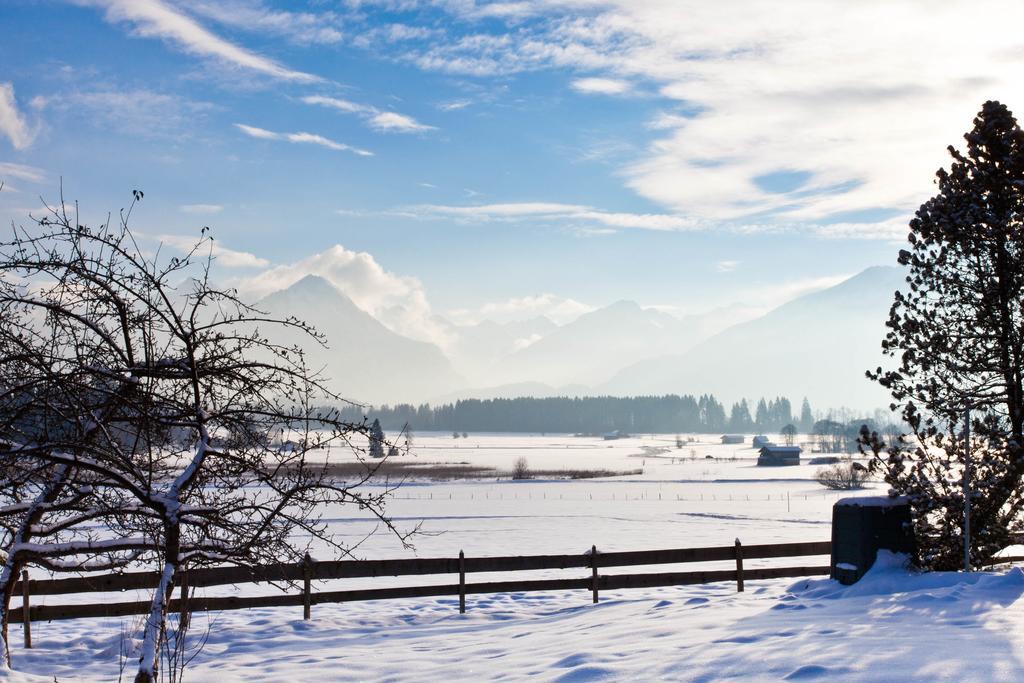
xmin=6 ymin=434 xmax=1022 ymax=681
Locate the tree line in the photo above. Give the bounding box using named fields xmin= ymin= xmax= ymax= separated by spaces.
xmin=337 ymin=395 xmax=827 ymax=435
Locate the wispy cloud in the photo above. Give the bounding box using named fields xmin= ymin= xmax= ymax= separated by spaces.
xmin=571 ymin=77 xmax=630 ymax=95
xmin=176 ymin=0 xmax=344 ymax=45
xmin=438 ymin=99 xmax=471 ymax=111
xmin=234 ymin=123 xmax=373 ymax=156
xmin=155 ymin=232 xmax=268 ymax=268
xmin=0 ymin=83 xmax=36 ymax=150
xmin=301 ymin=95 xmax=368 ymax=114
xmin=179 ymin=203 xmax=223 ymax=214
xmin=0 ymin=162 xmax=45 ymax=184
xmin=716 ymin=260 xmax=739 ymax=273
xmin=416 ymin=201 xmax=696 ymax=232
xmin=32 ymin=88 xmax=215 ymax=139
xmin=370 ymin=111 xmax=434 ymax=132
xmin=301 ymin=95 xmax=436 ymax=133
xmin=76 ymin=0 xmax=319 ymax=82
xmin=814 ymin=220 xmax=908 ymax=241
xmin=448 ymin=292 xmax=596 ymax=326
xmin=742 ymin=273 xmax=853 ymax=310
xmin=390 ymin=1 xmax=1024 ymax=238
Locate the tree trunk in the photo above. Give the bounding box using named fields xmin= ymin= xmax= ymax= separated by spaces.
xmin=0 ymin=465 xmax=69 ymax=669
xmin=135 ymin=522 xmax=179 ymax=683
xmin=0 ymin=554 xmax=22 ymax=669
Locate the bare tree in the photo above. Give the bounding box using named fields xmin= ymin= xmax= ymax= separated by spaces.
xmin=0 ymin=190 xmax=408 ymax=681
xmin=780 ymin=424 xmax=797 ymax=446
xmin=512 ymin=457 xmax=531 ymax=480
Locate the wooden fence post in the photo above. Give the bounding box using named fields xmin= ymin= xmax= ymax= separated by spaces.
xmin=591 ymin=545 xmax=599 ymax=604
xmin=458 ymin=550 xmax=466 ymax=614
xmin=735 ymin=538 xmax=744 ymax=593
xmin=179 ymin=570 xmax=191 ymax=632
xmin=21 ymin=569 xmax=31 ymax=649
xmin=302 ymin=552 xmax=313 ymax=621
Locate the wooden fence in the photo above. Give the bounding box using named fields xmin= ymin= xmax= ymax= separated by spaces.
xmin=8 ymin=538 xmax=833 ymax=647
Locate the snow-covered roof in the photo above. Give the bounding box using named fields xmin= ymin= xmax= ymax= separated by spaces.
xmin=759 ymin=445 xmax=801 ymax=455
xmin=836 ymin=495 xmax=909 ymax=508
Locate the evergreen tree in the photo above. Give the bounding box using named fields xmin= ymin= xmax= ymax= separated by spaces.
xmin=799 ymin=398 xmax=814 ymax=432
xmin=369 ymin=418 xmax=385 ymax=458
xmin=728 ymin=399 xmax=754 ymax=432
xmin=754 ymin=398 xmax=769 ymax=431
xmin=868 ymin=100 xmax=1024 ymax=569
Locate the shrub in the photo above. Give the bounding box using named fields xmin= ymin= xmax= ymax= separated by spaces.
xmin=512 ymin=457 xmax=531 ymax=480
xmin=815 ymin=461 xmax=870 ymax=490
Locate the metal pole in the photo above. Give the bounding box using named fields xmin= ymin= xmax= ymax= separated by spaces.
xmin=963 ymin=403 xmax=972 ymax=572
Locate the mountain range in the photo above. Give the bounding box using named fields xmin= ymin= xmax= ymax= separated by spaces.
xmin=256 ymin=266 xmax=905 ymax=410
xmin=257 ymin=275 xmax=462 ymax=404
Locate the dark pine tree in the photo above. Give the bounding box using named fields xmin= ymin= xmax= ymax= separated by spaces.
xmin=369 ymin=418 xmax=386 ymax=458
xmin=868 ymin=100 xmax=1024 ymax=569
xmin=799 ymin=397 xmax=814 ymax=432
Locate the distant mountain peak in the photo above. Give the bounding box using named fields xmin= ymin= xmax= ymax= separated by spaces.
xmin=287 ymin=274 xmax=339 ymax=295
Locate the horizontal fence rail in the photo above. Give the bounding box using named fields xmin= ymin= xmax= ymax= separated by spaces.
xmin=10 ymin=540 xmax=833 ymax=597
xmin=9 ymin=539 xmax=834 ymax=629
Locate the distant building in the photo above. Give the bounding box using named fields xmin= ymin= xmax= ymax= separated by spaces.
xmin=721 ymin=434 xmax=745 ymax=445
xmin=752 ymin=435 xmax=772 ymax=448
xmin=757 ymin=445 xmax=802 ymax=466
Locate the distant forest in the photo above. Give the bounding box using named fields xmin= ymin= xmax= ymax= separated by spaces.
xmin=336 ymin=395 xmax=861 ymax=435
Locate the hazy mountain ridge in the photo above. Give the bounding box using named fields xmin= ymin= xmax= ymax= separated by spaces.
xmin=258 ymin=267 xmax=904 ymax=411
xmin=599 ymin=266 xmax=906 ymax=410
xmin=489 ymin=300 xmax=698 ymax=387
xmin=257 ymin=275 xmax=463 ymax=404
xmin=439 ymin=315 xmax=558 ymax=385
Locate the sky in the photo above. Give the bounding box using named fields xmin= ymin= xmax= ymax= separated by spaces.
xmin=1 ymin=0 xmax=1021 ymax=347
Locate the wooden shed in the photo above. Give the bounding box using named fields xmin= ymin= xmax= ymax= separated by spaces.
xmin=757 ymin=444 xmax=802 ymax=466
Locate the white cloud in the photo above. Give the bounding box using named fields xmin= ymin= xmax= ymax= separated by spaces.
xmin=235 ymin=123 xmax=373 ymax=156
xmin=0 ymin=83 xmax=36 ymax=150
xmin=716 ymin=260 xmax=739 ymax=273
xmin=176 ymin=0 xmax=344 ymax=45
xmin=512 ymin=333 xmax=543 ymax=351
xmin=370 ymin=111 xmax=436 ymax=132
xmin=234 ymin=123 xmax=278 ymax=140
xmin=156 ymin=233 xmax=269 ymax=268
xmin=814 ymin=220 xmax=908 ymax=241
xmin=33 ymin=88 xmax=214 ymax=138
xmin=417 ymin=201 xmax=696 ymax=231
xmin=233 ymin=245 xmax=451 ymax=348
xmin=438 ymin=99 xmax=471 ymax=111
xmin=179 ymin=203 xmax=223 ymax=214
xmin=0 ymin=162 xmax=45 ymax=184
xmin=571 ymin=77 xmax=630 ymax=95
xmin=743 ymin=273 xmax=853 ymax=310
xmin=423 ymin=202 xmax=589 ymax=217
xmin=301 ymin=95 xmax=370 ymax=114
xmin=301 ymin=95 xmax=435 ymax=134
xmin=76 ymin=0 xmax=318 ymax=82
xmin=449 ymin=293 xmax=596 ymax=326
xmin=396 ymin=0 xmax=1024 ymax=238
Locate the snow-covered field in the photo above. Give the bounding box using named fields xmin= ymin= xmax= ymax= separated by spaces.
xmin=6 ymin=433 xmax=1023 ymax=681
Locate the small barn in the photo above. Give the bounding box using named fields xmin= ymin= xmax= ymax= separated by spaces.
xmin=720 ymin=434 xmax=745 ymax=445
xmin=758 ymin=445 xmax=801 ymax=466
xmin=752 ymin=435 xmax=772 ymax=449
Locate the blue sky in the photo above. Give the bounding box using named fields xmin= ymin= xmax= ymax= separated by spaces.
xmin=1 ymin=0 xmax=1018 ymax=344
